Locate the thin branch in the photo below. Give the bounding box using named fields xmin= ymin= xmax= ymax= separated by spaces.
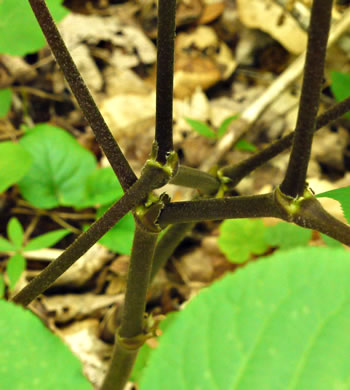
xmin=158 ymin=193 xmax=285 ymax=226
xmin=155 ymin=0 xmax=176 ymax=163
xmin=280 ymin=0 xmax=333 ymax=197
xmin=13 ymin=162 xmax=172 ymax=306
xmin=220 ymin=96 xmax=350 ymax=187
xmin=28 ymin=0 xmax=137 ymax=191
xmin=101 ymin=224 xmax=158 ymax=390
xmin=169 ymin=165 xmax=220 ymax=193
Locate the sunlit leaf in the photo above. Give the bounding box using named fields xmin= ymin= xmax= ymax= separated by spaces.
xmin=7 ymin=217 xmax=24 ymax=250
xmin=0 ymin=300 xmax=92 ymax=389
xmin=185 ymin=118 xmax=216 ymax=138
xmin=316 ymin=186 xmax=350 ymax=224
xmin=217 ymin=114 xmax=239 ymax=138
xmin=23 ymin=230 xmax=70 ymax=252
xmin=330 ymin=71 xmax=350 ymax=120
xmin=265 ymin=222 xmax=311 ymax=250
xmin=235 ymin=139 xmax=257 ymax=152
xmin=6 ymin=253 xmax=26 ymax=290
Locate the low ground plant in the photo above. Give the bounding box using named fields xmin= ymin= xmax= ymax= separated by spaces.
xmin=1 ymin=1 xmax=350 ymax=389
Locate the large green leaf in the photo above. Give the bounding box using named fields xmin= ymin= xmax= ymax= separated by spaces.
xmin=218 ymin=219 xmax=268 ymax=263
xmin=0 ymin=300 xmax=92 ymax=389
xmin=6 ymin=253 xmax=26 ymax=289
xmin=265 ymin=222 xmax=312 ymax=250
xmin=80 ymin=167 xmax=124 ymax=208
xmin=330 ymin=71 xmax=350 ymax=120
xmin=0 ymin=88 xmax=12 ymax=117
xmin=0 ymin=0 xmax=68 ymax=56
xmin=0 ymin=142 xmax=32 ymax=193
xmin=7 ymin=217 xmax=24 ymax=250
xmin=316 ymin=186 xmax=350 ymax=224
xmin=139 ymin=247 xmax=350 ymax=390
xmin=97 ymin=207 xmax=135 ymax=255
xmin=18 ymin=125 xmax=96 ymax=209
xmin=23 ymin=229 xmax=70 ymax=252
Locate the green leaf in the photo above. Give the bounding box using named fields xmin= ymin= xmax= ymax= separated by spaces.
xmin=23 ymin=229 xmax=70 ymax=252
xmin=316 ymin=186 xmax=350 ymax=224
xmin=7 ymin=217 xmax=24 ymax=250
xmin=97 ymin=207 xmax=135 ymax=255
xmin=0 ymin=88 xmax=12 ymax=117
xmin=321 ymin=233 xmax=344 ymax=248
xmin=265 ymin=222 xmax=312 ymax=250
xmin=185 ymin=118 xmax=217 ymax=138
xmin=0 ymin=0 xmax=68 ymax=56
xmin=6 ymin=253 xmax=26 ymax=289
xmin=218 ymin=219 xmax=268 ymax=263
xmin=81 ymin=167 xmax=124 ymax=208
xmin=235 ymin=139 xmax=257 ymax=152
xmin=139 ymin=247 xmax=350 ymax=390
xmin=330 ymin=71 xmax=350 ymax=120
xmin=0 ymin=300 xmax=92 ymax=389
xmin=18 ymin=124 xmax=97 ymax=209
xmin=217 ymin=114 xmax=239 ymax=138
xmin=0 ymin=275 xmax=4 ymax=298
xmin=0 ymin=237 xmax=15 ymax=252
xmin=0 ymin=142 xmax=32 ymax=193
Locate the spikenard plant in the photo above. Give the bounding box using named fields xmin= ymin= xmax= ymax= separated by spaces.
xmin=6 ymin=0 xmax=350 ymax=389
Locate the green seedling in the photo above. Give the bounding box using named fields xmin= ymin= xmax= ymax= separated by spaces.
xmin=0 ymin=217 xmax=69 ymax=294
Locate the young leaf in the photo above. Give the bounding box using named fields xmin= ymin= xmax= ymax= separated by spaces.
xmin=185 ymin=118 xmax=217 ymax=138
xmin=139 ymin=247 xmax=350 ymax=390
xmin=7 ymin=217 xmax=24 ymax=250
xmin=218 ymin=219 xmax=268 ymax=263
xmin=0 ymin=142 xmax=32 ymax=194
xmin=0 ymin=88 xmax=12 ymax=117
xmin=23 ymin=230 xmax=70 ymax=252
xmin=0 ymin=275 xmax=4 ymax=298
xmin=18 ymin=124 xmax=96 ymax=209
xmin=217 ymin=114 xmax=239 ymax=138
xmin=235 ymin=139 xmax=257 ymax=152
xmin=0 ymin=0 xmax=68 ymax=56
xmin=0 ymin=300 xmax=92 ymax=389
xmin=0 ymin=237 xmax=16 ymax=252
xmin=6 ymin=253 xmax=26 ymax=290
xmin=97 ymin=208 xmax=135 ymax=255
xmin=316 ymin=186 xmax=350 ymax=224
xmin=330 ymin=71 xmax=350 ymax=120
xmin=265 ymin=222 xmax=312 ymax=250
xmin=80 ymin=167 xmax=124 ymax=208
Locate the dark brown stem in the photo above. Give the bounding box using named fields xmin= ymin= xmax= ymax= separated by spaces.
xmin=28 ymin=0 xmax=137 ymax=191
xmin=169 ymin=165 xmax=220 ymax=193
xmin=158 ymin=193 xmax=285 ymax=226
xmin=280 ymin=0 xmax=333 ymax=197
xmin=101 ymin=224 xmax=158 ymax=390
xmin=155 ymin=0 xmax=176 ymax=163
xmin=13 ymin=162 xmax=172 ymax=306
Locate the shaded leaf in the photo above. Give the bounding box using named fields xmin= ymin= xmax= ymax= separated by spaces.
xmin=23 ymin=230 xmax=70 ymax=252
xmin=330 ymin=71 xmax=350 ymax=120
xmin=6 ymin=253 xmax=26 ymax=290
xmin=0 ymin=300 xmax=92 ymax=389
xmin=185 ymin=118 xmax=216 ymax=138
xmin=0 ymin=142 xmax=32 ymax=193
xmin=80 ymin=167 xmax=124 ymax=208
xmin=0 ymin=0 xmax=68 ymax=56
xmin=217 ymin=114 xmax=239 ymax=138
xmin=97 ymin=207 xmax=135 ymax=255
xmin=235 ymin=139 xmax=257 ymax=152
xmin=265 ymin=222 xmax=311 ymax=250
xmin=18 ymin=124 xmax=96 ymax=209
xmin=0 ymin=88 xmax=12 ymax=117
xmin=7 ymin=217 xmax=24 ymax=250
xmin=316 ymin=186 xmax=350 ymax=224
xmin=218 ymin=219 xmax=268 ymax=263
xmin=140 ymin=247 xmax=350 ymax=390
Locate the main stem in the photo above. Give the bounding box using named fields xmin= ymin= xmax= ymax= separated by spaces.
xmin=101 ymin=224 xmax=158 ymax=390
xmin=280 ymin=0 xmax=333 ymax=197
